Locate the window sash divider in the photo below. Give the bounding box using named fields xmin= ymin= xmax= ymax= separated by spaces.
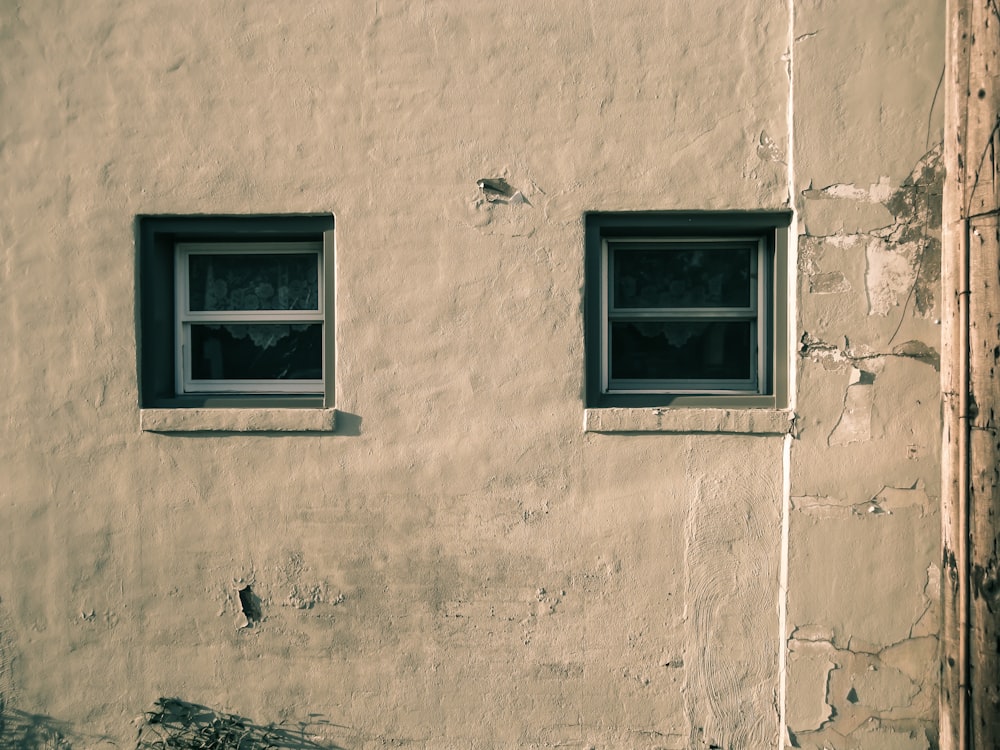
xmin=608 ymin=309 xmax=757 ymax=320
xmin=180 ymin=311 xmax=324 ymax=323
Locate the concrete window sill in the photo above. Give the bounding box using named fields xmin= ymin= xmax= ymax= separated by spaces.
xmin=140 ymin=408 xmax=337 ymax=433
xmin=583 ymin=407 xmax=793 ymax=435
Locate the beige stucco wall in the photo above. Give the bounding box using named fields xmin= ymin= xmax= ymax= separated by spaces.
xmin=0 ymin=2 xmax=942 ymax=749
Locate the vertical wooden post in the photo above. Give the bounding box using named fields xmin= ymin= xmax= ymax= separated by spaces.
xmin=943 ymin=1 xmax=1000 ymax=748
xmin=941 ymin=2 xmax=969 ymax=743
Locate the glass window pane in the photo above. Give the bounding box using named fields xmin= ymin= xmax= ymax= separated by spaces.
xmin=190 ymin=323 xmax=322 ymax=381
xmin=612 ymin=247 xmax=752 ymax=308
xmin=610 ymin=320 xmax=753 ymax=381
xmin=188 ymin=254 xmax=319 ymax=311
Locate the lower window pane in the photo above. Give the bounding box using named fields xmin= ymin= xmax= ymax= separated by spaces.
xmin=190 ymin=323 xmax=322 ymax=381
xmin=611 ymin=320 xmax=753 ymax=381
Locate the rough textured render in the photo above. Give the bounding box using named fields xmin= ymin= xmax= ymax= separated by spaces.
xmin=789 ymin=0 xmax=944 ymax=747
xmin=0 ymin=1 xmax=942 ymax=749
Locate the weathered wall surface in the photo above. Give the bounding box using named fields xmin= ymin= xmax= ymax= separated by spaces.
xmin=0 ymin=1 xmax=943 ymax=749
xmin=788 ymin=1 xmax=944 ymax=748
xmin=0 ymin=3 xmax=789 ymax=748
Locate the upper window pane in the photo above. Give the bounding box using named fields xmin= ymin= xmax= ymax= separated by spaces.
xmin=612 ymin=245 xmax=753 ymax=309
xmin=188 ymin=253 xmax=319 ymax=311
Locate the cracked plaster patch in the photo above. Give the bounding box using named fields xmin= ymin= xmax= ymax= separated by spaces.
xmin=869 ymin=483 xmax=932 ymax=515
xmin=830 ymin=661 xmax=919 ymax=712
xmin=848 ymin=725 xmax=931 ymax=750
xmin=791 ymin=623 xmax=835 ymax=642
xmin=880 ymin=636 xmax=938 ymax=683
xmin=890 ymin=339 xmax=940 ymax=370
xmin=786 ymin=654 xmax=835 ymax=733
xmin=828 ymin=368 xmax=874 ymax=446
xmin=786 ymin=634 xmax=936 ymax=749
xmin=787 ymin=507 xmax=937 ymax=648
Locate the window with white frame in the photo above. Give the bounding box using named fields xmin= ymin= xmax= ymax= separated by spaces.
xmin=137 ymin=215 xmax=334 ymax=408
xmin=585 ymin=212 xmax=790 ymax=409
xmin=175 ymin=243 xmax=324 ymax=394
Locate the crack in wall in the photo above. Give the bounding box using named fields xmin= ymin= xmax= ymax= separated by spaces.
xmin=792 ymin=482 xmax=931 ymax=518
xmin=800 ymin=333 xmax=939 ymax=371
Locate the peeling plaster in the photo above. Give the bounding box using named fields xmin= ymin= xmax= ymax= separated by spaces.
xmin=786 ymin=633 xmax=937 ymax=749
xmin=804 ymin=176 xmax=894 ymax=203
xmin=787 ymin=5 xmax=943 ymax=747
xmin=758 ymin=130 xmax=786 ymax=164
xmin=799 ymin=145 xmax=943 ymax=319
xmin=809 ymin=270 xmax=851 ymax=294
xmin=831 ymin=661 xmax=919 ymax=712
xmin=866 ymin=236 xmax=919 ymax=316
xmin=790 ymin=624 xmax=835 ymax=642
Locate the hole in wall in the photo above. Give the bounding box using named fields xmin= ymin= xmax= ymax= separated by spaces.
xmin=238 ymin=586 xmax=262 ymax=624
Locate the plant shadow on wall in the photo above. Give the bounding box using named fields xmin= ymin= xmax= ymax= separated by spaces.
xmin=0 ymin=706 xmax=79 ymax=750
xmin=136 ymin=699 xmax=346 ymax=750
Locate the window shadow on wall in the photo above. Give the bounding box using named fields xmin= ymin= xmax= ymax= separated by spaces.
xmin=137 ymin=698 xmax=346 ymax=750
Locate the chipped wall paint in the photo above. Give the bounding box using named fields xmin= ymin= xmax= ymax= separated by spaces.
xmin=789 ymin=0 xmax=944 ymax=747
xmin=0 ymin=1 xmax=943 ymax=749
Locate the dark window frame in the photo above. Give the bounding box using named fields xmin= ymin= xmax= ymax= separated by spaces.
xmin=136 ymin=214 xmax=335 ymax=409
xmin=584 ymin=211 xmax=791 ymax=409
